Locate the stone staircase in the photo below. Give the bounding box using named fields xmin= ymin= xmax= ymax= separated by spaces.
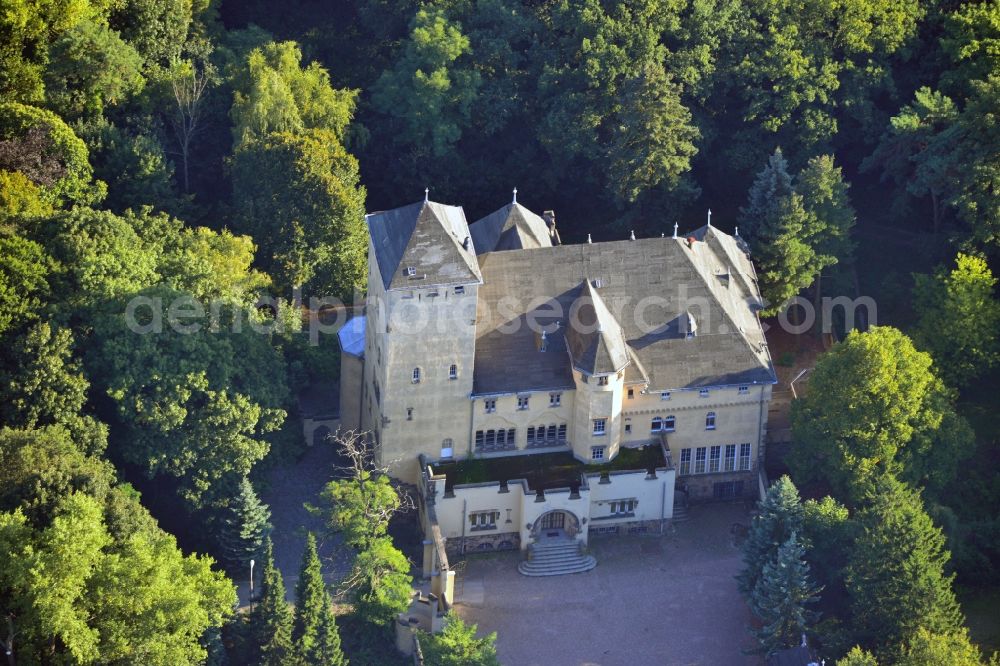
xmin=517 ymin=538 xmax=597 ymax=577
xmin=672 ymin=503 xmax=690 ymax=523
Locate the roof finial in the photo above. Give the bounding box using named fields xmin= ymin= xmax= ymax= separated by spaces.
xmin=661 ymin=232 xmax=665 ymax=238
xmin=424 ymin=187 xmax=429 ymax=203
xmin=735 ymin=226 xmax=740 ymax=237
xmin=587 ymin=233 xmax=592 ymax=244
xmin=512 ymin=187 xmax=518 ymax=204
xmin=629 ymin=230 xmax=635 ymax=241
xmin=673 ymin=222 xmax=679 ymax=239
xmin=707 ymin=208 xmax=712 ymax=227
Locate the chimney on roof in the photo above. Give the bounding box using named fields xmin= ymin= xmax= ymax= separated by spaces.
xmin=629 ymin=230 xmax=636 ymax=241
xmin=543 ymin=210 xmax=561 ymax=245
xmin=673 ymin=222 xmax=679 ymax=239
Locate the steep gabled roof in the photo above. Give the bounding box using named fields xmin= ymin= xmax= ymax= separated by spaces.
xmin=367 ymin=201 xmax=482 ymax=291
xmin=468 ymin=203 xmax=553 ymax=254
xmin=565 ymin=280 xmax=631 ymax=375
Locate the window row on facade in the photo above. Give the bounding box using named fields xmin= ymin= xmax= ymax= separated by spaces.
xmin=411 ymin=364 xmax=459 ymax=383
xmin=626 ymin=385 xmax=751 ymax=400
xmin=474 ymin=423 xmax=569 ymax=451
xmin=678 ymin=443 xmax=752 ymax=475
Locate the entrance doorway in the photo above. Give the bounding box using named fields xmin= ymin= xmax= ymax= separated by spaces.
xmin=531 ymin=510 xmax=580 ymax=541
xmin=539 ymin=511 xmax=566 ymax=535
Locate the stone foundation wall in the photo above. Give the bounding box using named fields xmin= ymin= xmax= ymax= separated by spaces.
xmin=676 ymin=470 xmax=756 ymax=503
xmin=587 ymin=518 xmax=670 ymax=540
xmin=444 ymin=531 xmax=521 ymax=558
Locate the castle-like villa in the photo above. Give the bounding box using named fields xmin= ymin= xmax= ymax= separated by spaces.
xmin=339 ymin=194 xmax=776 ymax=577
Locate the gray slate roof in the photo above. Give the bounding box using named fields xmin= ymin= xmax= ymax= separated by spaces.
xmin=367 ymin=201 xmax=482 ymax=291
xmin=468 ymin=203 xmax=553 ymax=254
xmin=472 ymin=228 xmax=775 ymax=395
xmin=564 ymin=280 xmax=631 ymax=375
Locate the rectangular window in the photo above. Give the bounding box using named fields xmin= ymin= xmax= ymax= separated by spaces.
xmin=475 ymin=430 xmax=484 ymax=449
xmin=496 ymin=429 xmax=506 ymax=446
xmin=546 ymin=424 xmax=557 ymax=441
xmin=706 ymin=412 xmax=716 ymax=430
xmin=610 ymin=499 xmax=636 ymax=515
xmin=624 ymin=422 xmax=632 ymax=434
xmin=485 ymin=430 xmax=496 ymax=447
xmin=679 ymin=449 xmax=691 ymax=475
xmin=449 ymin=364 xmax=458 ymax=380
xmin=713 ymin=481 xmax=744 ymax=499
xmin=591 ymin=446 xmax=605 ymax=461
xmin=664 ymin=415 xmax=675 ymax=432
xmin=484 ymin=399 xmax=496 ymax=413
xmin=550 ymin=392 xmax=561 ymax=406
xmin=527 ymin=426 xmax=535 ymax=445
xmin=517 ymin=396 xmax=529 ymax=410
xmin=406 ymin=407 xmax=413 ymax=421
xmin=725 ymin=444 xmax=737 ymax=472
xmin=738 ymin=385 xmax=749 ymax=395
xmin=627 ymin=388 xmax=634 ymax=399
xmin=709 ymin=445 xmax=721 ymax=473
xmin=557 ymin=424 xmax=567 ymax=441
xmin=455 ymin=285 xmax=465 ymax=295
xmin=651 ymin=417 xmax=662 ymax=432
xmin=660 ymin=391 xmax=671 ymax=401
xmin=739 ymin=443 xmax=752 ymax=471
xmin=507 ymin=428 xmax=516 ymax=446
xmin=469 ymin=510 xmax=498 ymax=530
xmin=593 ymin=418 xmax=607 ymax=435
xmin=699 ymin=388 xmax=709 ymax=398
xmin=412 ymin=368 xmax=421 ymax=383
xmin=597 ymin=376 xmax=609 ymax=386
xmin=695 ymin=447 xmax=707 ymax=474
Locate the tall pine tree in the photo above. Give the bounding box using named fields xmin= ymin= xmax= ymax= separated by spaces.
xmin=738 ymin=475 xmax=804 ymax=607
xmin=749 ymin=531 xmax=823 ymax=655
xmin=293 ymin=532 xmax=345 ymax=665
xmin=251 ymin=538 xmax=295 ymax=666
xmin=845 ymin=476 xmax=963 ymax=658
xmin=218 ymin=476 xmax=271 ymax=571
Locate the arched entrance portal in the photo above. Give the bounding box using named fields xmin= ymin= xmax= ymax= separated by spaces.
xmin=531 ymin=510 xmax=581 ymax=540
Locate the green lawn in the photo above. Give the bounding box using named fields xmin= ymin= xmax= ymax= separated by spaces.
xmin=434 ymin=445 xmax=667 ymax=492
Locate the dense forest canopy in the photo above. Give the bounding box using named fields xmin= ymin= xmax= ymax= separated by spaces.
xmin=1 ymin=0 xmax=1000 ymax=663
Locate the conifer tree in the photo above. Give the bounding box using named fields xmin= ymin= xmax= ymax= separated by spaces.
xmin=293 ymin=532 xmax=345 ymax=665
xmin=845 ymin=476 xmax=963 ymax=657
xmin=749 ymin=532 xmax=823 ymax=655
xmin=252 ymin=539 xmax=295 ymax=666
xmin=218 ymin=476 xmax=271 ymax=570
xmin=738 ymin=475 xmax=804 ymax=607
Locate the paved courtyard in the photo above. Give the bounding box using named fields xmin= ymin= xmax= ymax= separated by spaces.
xmin=453 ymin=503 xmax=762 ymax=666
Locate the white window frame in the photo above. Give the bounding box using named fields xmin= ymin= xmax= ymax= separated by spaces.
xmin=651 ymin=417 xmax=662 ymax=432
xmin=484 ymin=399 xmax=496 ymax=413
xmin=517 ymin=396 xmax=529 ymax=410
xmin=597 ymin=376 xmax=609 ymax=386
xmin=739 ymin=443 xmax=752 ymax=471
xmin=412 ymin=367 xmax=421 ymax=383
xmin=709 ymin=445 xmax=721 ymax=473
xmin=695 ymin=447 xmax=707 ymax=474
xmin=593 ymin=418 xmax=607 ymax=435
xmin=591 ymin=446 xmax=605 ymax=460
xmin=699 ymin=388 xmax=710 ymax=398
xmin=724 ymin=444 xmax=737 ymax=472
xmin=679 ymin=448 xmax=691 ymax=475
xmin=660 ymin=391 xmax=671 ymax=401
xmin=738 ymin=385 xmax=749 ymax=395
xmin=706 ymin=411 xmax=716 ymax=430
xmin=664 ymin=415 xmax=676 ymax=432
xmin=549 ymin=392 xmax=561 ymax=406
xmin=449 ymin=364 xmax=458 ymax=380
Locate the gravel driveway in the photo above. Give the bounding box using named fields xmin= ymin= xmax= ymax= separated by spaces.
xmin=453 ymin=503 xmax=762 ymax=666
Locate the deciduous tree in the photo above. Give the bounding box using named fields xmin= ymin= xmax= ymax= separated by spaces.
xmin=418 ymin=614 xmax=500 ymax=666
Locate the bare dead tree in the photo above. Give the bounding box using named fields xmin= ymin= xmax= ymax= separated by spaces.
xmin=168 ymin=59 xmax=215 ymax=193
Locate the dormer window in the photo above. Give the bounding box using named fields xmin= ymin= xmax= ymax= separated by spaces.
xmin=405 ymin=266 xmax=416 ymax=277
xmin=660 ymin=391 xmax=671 ymax=401
xmin=597 ymin=376 xmax=609 ymax=386
xmin=455 ymin=285 xmax=465 ymax=295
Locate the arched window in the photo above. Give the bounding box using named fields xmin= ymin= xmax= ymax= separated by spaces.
xmin=651 ymin=417 xmax=662 ymax=432
xmin=412 ymin=367 xmax=421 ymax=383
xmin=705 ymin=411 xmax=716 ymax=430
xmin=664 ymin=415 xmax=676 ymax=432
